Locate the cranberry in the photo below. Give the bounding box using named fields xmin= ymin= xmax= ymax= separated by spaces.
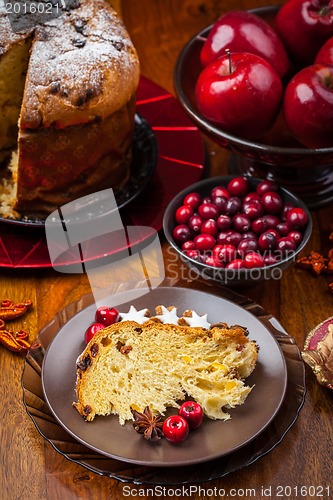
xmin=267 ymin=228 xmax=280 ymax=240
xmin=238 ymin=239 xmax=258 ymax=257
xmin=241 ymin=231 xmax=258 ymax=241
xmin=227 ymin=177 xmax=249 ymax=198
xmin=198 ymin=203 xmax=219 ymax=220
xmin=163 ymin=415 xmax=189 ymax=443
xmin=286 ymin=208 xmax=308 ymax=230
xmin=288 ymin=231 xmax=303 ymax=246
xmin=188 ymin=215 xmax=203 ymax=233
xmin=252 ymin=217 xmax=268 ymax=234
xmin=84 ymin=322 xmax=105 ymax=344
xmin=226 ymin=197 xmax=242 ymax=216
xmin=263 ymin=214 xmax=280 ymax=229
xmin=217 ymin=215 xmax=232 ymax=231
xmin=95 ymin=306 xmax=119 ymax=326
xmin=258 ymin=232 xmax=277 ymax=251
xmin=173 ymin=225 xmax=192 ymax=243
xmin=217 ymin=231 xmax=229 ymax=245
xmin=193 ymin=234 xmax=216 ymax=251
xmin=243 ymin=203 xmax=264 ymax=220
xmin=175 ymin=205 xmax=194 ymax=225
xmin=181 ymin=240 xmax=195 ymax=251
xmin=226 ymin=259 xmax=245 ymax=269
xmin=201 ymin=219 xmax=218 ymax=237
xmin=211 ymin=186 xmax=230 ymax=200
xmin=184 ymin=192 xmax=201 ymax=210
xmin=244 ymin=252 xmax=265 ymax=269
xmin=184 ymin=249 xmax=200 ymax=260
xmin=213 ymin=244 xmax=237 ymax=263
xmin=226 ymin=230 xmax=242 ymax=246
xmin=243 ymin=192 xmax=262 ymax=204
xmin=233 ymin=214 xmax=251 ymax=233
xmin=202 ymin=196 xmax=213 ymax=204
xmin=178 ymin=402 xmax=203 ymax=429
xmin=277 ymin=237 xmax=296 ymax=255
xmin=264 ymin=253 xmax=280 ymax=266
xmin=276 ymin=222 xmax=290 ymax=237
xmin=256 ymin=179 xmax=278 ymax=196
xmin=281 ymin=202 xmax=295 ymax=221
xmin=213 ymin=196 xmax=228 ymax=213
xmin=205 ymin=255 xmax=223 ymax=267
xmin=261 ymin=191 xmax=283 ymax=214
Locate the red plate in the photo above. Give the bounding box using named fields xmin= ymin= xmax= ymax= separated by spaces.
xmin=0 ymin=77 xmax=204 ymax=268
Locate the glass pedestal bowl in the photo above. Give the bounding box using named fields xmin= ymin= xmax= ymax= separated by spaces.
xmin=174 ymin=6 xmax=333 ymax=209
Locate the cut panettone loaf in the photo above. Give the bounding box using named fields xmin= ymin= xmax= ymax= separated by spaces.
xmin=74 ymin=320 xmax=258 ymax=424
xmin=0 ymin=0 xmax=140 ymax=215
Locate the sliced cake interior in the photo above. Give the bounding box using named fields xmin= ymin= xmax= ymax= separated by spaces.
xmin=74 ymin=320 xmax=258 ymax=424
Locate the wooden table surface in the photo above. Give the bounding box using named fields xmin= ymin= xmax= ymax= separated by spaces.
xmin=1 ymin=0 xmax=333 ymax=498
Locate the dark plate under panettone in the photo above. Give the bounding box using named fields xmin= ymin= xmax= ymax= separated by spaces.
xmin=40 ymin=285 xmax=287 ymax=468
xmin=0 ymin=113 xmax=158 ymax=227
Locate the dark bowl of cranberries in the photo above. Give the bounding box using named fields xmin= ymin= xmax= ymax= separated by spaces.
xmin=163 ymin=176 xmax=312 ymax=288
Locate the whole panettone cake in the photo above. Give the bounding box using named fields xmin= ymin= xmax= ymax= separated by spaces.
xmin=0 ymin=0 xmax=140 ymax=215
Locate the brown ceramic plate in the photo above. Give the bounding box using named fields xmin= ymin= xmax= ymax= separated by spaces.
xmin=40 ymin=285 xmax=287 ymax=468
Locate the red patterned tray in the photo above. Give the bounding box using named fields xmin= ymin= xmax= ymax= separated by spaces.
xmin=0 ymin=76 xmax=204 ymax=268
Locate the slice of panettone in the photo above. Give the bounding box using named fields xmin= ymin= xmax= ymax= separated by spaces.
xmin=73 ymin=318 xmax=258 ymax=424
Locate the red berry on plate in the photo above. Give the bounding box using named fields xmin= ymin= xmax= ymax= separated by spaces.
xmin=241 ymin=231 xmax=258 ymax=241
xmin=286 ymin=208 xmax=308 ymax=230
xmin=288 ymin=230 xmax=303 ymax=246
xmin=163 ymin=415 xmax=189 ymax=443
xmin=276 ymin=222 xmax=290 ymax=237
xmin=217 ymin=215 xmax=232 ymax=231
xmin=281 ymin=202 xmax=295 ymax=221
xmin=198 ymin=203 xmax=219 ymax=220
xmin=205 ymin=255 xmax=223 ymax=267
xmin=238 ymin=238 xmax=258 ymax=257
xmin=184 ymin=192 xmax=201 ymax=210
xmin=226 ymin=230 xmax=242 ymax=246
xmin=175 ymin=205 xmax=194 ymax=225
xmin=261 ymin=191 xmax=283 ymax=214
xmin=188 ymin=215 xmax=203 ymax=232
xmin=217 ymin=231 xmax=229 ymax=245
xmin=211 ymin=186 xmax=231 ymax=200
xmin=214 ymin=244 xmax=237 ymax=263
xmin=173 ymin=225 xmax=192 ymax=244
xmin=227 ymin=177 xmax=249 ymax=198
xmin=226 ymin=259 xmax=245 ymax=269
xmin=178 ymin=401 xmax=204 ymax=429
xmin=252 ymin=217 xmax=268 ymax=234
xmin=84 ymin=322 xmax=105 ymax=344
xmin=264 ymin=253 xmax=279 ymax=266
xmin=181 ymin=240 xmax=195 ymax=251
xmin=213 ymin=196 xmax=228 ymax=213
xmin=226 ymin=197 xmax=242 ymax=216
xmin=202 ymin=196 xmax=213 ymax=204
xmin=232 ymin=214 xmax=251 ymax=233
xmin=277 ymin=237 xmax=296 ymax=255
xmin=184 ymin=250 xmax=200 ymax=260
xmin=201 ymin=219 xmax=218 ymax=237
xmin=243 ymin=192 xmax=262 ymax=204
xmin=95 ymin=307 xmax=119 ymax=326
xmin=263 ymin=214 xmax=280 ymax=229
xmin=267 ymin=228 xmax=280 ymax=240
xmin=244 ymin=252 xmax=265 ymax=269
xmin=193 ymin=234 xmax=216 ymax=251
xmin=256 ymin=180 xmax=278 ymax=196
xmin=258 ymin=231 xmax=277 ymax=251
xmin=243 ymin=203 xmax=264 ymax=220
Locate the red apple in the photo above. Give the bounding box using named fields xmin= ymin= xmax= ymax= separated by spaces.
xmin=276 ymin=0 xmax=333 ymax=66
xmin=315 ymin=36 xmax=333 ymax=64
xmin=195 ymin=52 xmax=283 ymax=140
xmin=200 ymin=11 xmax=289 ymax=78
xmin=283 ymin=64 xmax=333 ymax=148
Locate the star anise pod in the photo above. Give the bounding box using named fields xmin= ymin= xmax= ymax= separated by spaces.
xmin=131 ymin=406 xmax=164 ymax=441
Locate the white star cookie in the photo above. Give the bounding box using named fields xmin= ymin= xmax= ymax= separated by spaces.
xmin=152 ymin=305 xmax=180 ymax=325
xmin=181 ymin=310 xmax=211 ymax=329
xmin=119 ymin=306 xmax=150 ymax=324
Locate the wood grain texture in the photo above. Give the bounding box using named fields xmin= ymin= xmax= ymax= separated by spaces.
xmin=1 ymin=0 xmax=333 ymax=498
